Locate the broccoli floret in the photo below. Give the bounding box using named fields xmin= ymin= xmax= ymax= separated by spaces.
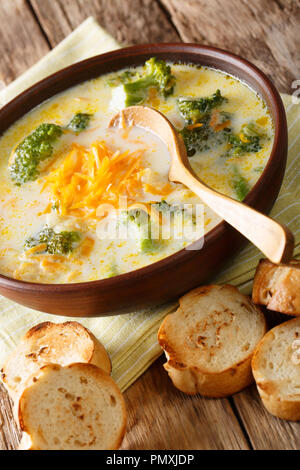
xmin=107 ymin=263 xmax=120 ymax=278
xmin=243 ymin=121 xmax=267 ymax=138
xmin=51 ymin=201 xmax=60 ymax=212
xmin=109 ymin=57 xmax=175 ymax=109
xmin=152 ymin=200 xmax=186 ymax=215
xmin=25 ymin=226 xmax=81 ymax=255
xmin=67 ymin=113 xmax=92 ymax=133
xmin=10 ymin=113 xmax=94 ymax=185
xmin=226 ymin=133 xmax=261 ymax=157
xmin=180 ymin=124 xmax=212 ymax=156
xmin=143 ymin=57 xmax=175 ymax=97
xmin=139 ymin=237 xmax=159 ymax=253
xmin=180 ymin=123 xmax=231 ymax=157
xmin=110 ymin=84 xmax=146 ymax=108
xmin=151 ymin=200 xmax=173 ymax=213
xmin=10 ymin=124 xmax=63 ymax=185
xmin=152 ymin=200 xmax=197 ymax=236
xmin=151 ymin=200 xmax=183 ymax=218
xmin=122 ymin=209 xmax=161 ymax=254
xmin=177 ymin=90 xmax=227 ymax=124
xmin=106 ymin=70 xmax=138 ymax=87
xmin=231 ymin=167 xmax=250 ymax=201
xmin=151 ymin=200 xmax=195 ymax=222
xmin=177 ymin=91 xmax=229 ymax=156
xmin=223 ymin=121 xmax=267 ymax=157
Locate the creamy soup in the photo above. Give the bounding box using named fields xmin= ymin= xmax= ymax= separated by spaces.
xmin=0 ymin=60 xmax=273 ymax=283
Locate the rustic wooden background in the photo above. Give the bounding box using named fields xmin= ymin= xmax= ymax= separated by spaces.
xmin=0 ymin=0 xmax=299 ymax=450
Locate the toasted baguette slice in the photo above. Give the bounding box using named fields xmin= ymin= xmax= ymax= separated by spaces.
xmin=1 ymin=321 xmax=111 ymax=401
xmin=252 ymin=317 xmax=300 ymax=421
xmin=18 ymin=363 xmax=126 ymax=450
xmin=158 ymin=285 xmax=267 ymax=397
xmin=252 ymin=259 xmax=300 ymax=315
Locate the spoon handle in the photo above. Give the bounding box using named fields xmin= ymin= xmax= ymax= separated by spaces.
xmin=175 ymin=164 xmax=294 ymax=264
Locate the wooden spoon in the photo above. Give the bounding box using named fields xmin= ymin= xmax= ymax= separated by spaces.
xmin=108 ymin=106 xmax=294 ymax=264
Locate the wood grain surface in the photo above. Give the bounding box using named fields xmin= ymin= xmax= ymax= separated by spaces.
xmin=233 ymin=385 xmax=300 ymax=450
xmin=0 ymin=0 xmax=50 ymax=85
xmin=161 ymin=0 xmax=300 ymax=93
xmin=30 ymin=0 xmax=180 ymax=47
xmin=0 ymin=0 xmax=299 ymax=451
xmin=121 ymin=357 xmax=249 ymax=450
xmin=0 ymin=384 xmax=20 ymax=450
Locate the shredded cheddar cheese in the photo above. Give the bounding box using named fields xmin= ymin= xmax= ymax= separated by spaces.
xmin=209 ymin=109 xmax=219 ymax=129
xmin=24 ymin=243 xmax=47 ymax=255
xmin=239 ymin=133 xmax=249 ymax=143
xmin=143 ymin=183 xmax=173 ymax=196
xmin=66 ymin=270 xmax=82 ymax=282
xmin=43 ymin=141 xmax=147 ymax=219
xmin=80 ymin=237 xmax=95 ymax=256
xmin=186 ymin=123 xmax=203 ymax=130
xmin=41 ymin=259 xmax=65 ymax=272
xmin=256 ymin=116 xmax=268 ymax=126
xmin=215 ymin=120 xmax=231 ymax=132
xmin=209 ymin=110 xmax=231 ymax=132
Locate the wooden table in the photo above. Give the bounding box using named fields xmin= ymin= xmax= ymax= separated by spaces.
xmin=0 ymin=0 xmax=299 ymax=451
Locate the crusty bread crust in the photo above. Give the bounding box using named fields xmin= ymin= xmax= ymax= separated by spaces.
xmin=252 ymin=259 xmax=300 ymax=315
xmin=87 ymin=330 xmax=112 ymax=374
xmin=254 ymin=389 xmax=300 ymax=421
xmin=18 ymin=363 xmax=126 ymax=450
xmin=1 ymin=321 xmax=111 ymax=402
xmin=163 ymin=353 xmax=254 ymax=398
xmin=158 ymin=285 xmax=267 ymax=397
xmin=252 ymin=317 xmax=300 ymax=421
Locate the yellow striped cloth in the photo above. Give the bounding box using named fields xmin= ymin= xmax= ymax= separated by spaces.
xmin=0 ymin=18 xmax=299 ymax=391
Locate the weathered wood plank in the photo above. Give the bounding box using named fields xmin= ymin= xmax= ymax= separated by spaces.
xmin=0 ymin=0 xmax=49 ymax=85
xmin=233 ymin=385 xmax=300 ymax=450
xmin=30 ymin=0 xmax=180 ymax=47
xmin=0 ymin=383 xmax=21 ymax=450
xmin=161 ymin=0 xmax=300 ymax=93
xmin=122 ymin=357 xmax=249 ymax=450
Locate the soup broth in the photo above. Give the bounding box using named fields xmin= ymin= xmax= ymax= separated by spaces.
xmin=0 ymin=61 xmax=274 ymax=283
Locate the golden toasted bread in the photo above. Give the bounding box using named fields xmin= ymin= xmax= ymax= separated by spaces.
xmin=1 ymin=321 xmax=111 ymax=401
xmin=18 ymin=363 xmax=126 ymax=450
xmin=252 ymin=317 xmax=300 ymax=421
xmin=158 ymin=284 xmax=266 ymax=397
xmin=252 ymin=259 xmax=300 ymax=315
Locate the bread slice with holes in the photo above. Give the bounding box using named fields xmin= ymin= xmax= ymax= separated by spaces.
xmin=158 ymin=285 xmax=267 ymax=397
xmin=1 ymin=321 xmax=111 ymax=401
xmin=252 ymin=317 xmax=300 ymax=421
xmin=252 ymin=259 xmax=300 ymax=316
xmin=18 ymin=363 xmax=126 ymax=450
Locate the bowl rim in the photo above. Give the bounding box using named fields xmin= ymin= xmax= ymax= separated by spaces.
xmin=0 ymin=42 xmax=287 ymax=293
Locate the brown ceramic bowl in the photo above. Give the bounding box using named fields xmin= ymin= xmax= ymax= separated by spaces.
xmin=0 ymin=44 xmax=287 ymax=317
